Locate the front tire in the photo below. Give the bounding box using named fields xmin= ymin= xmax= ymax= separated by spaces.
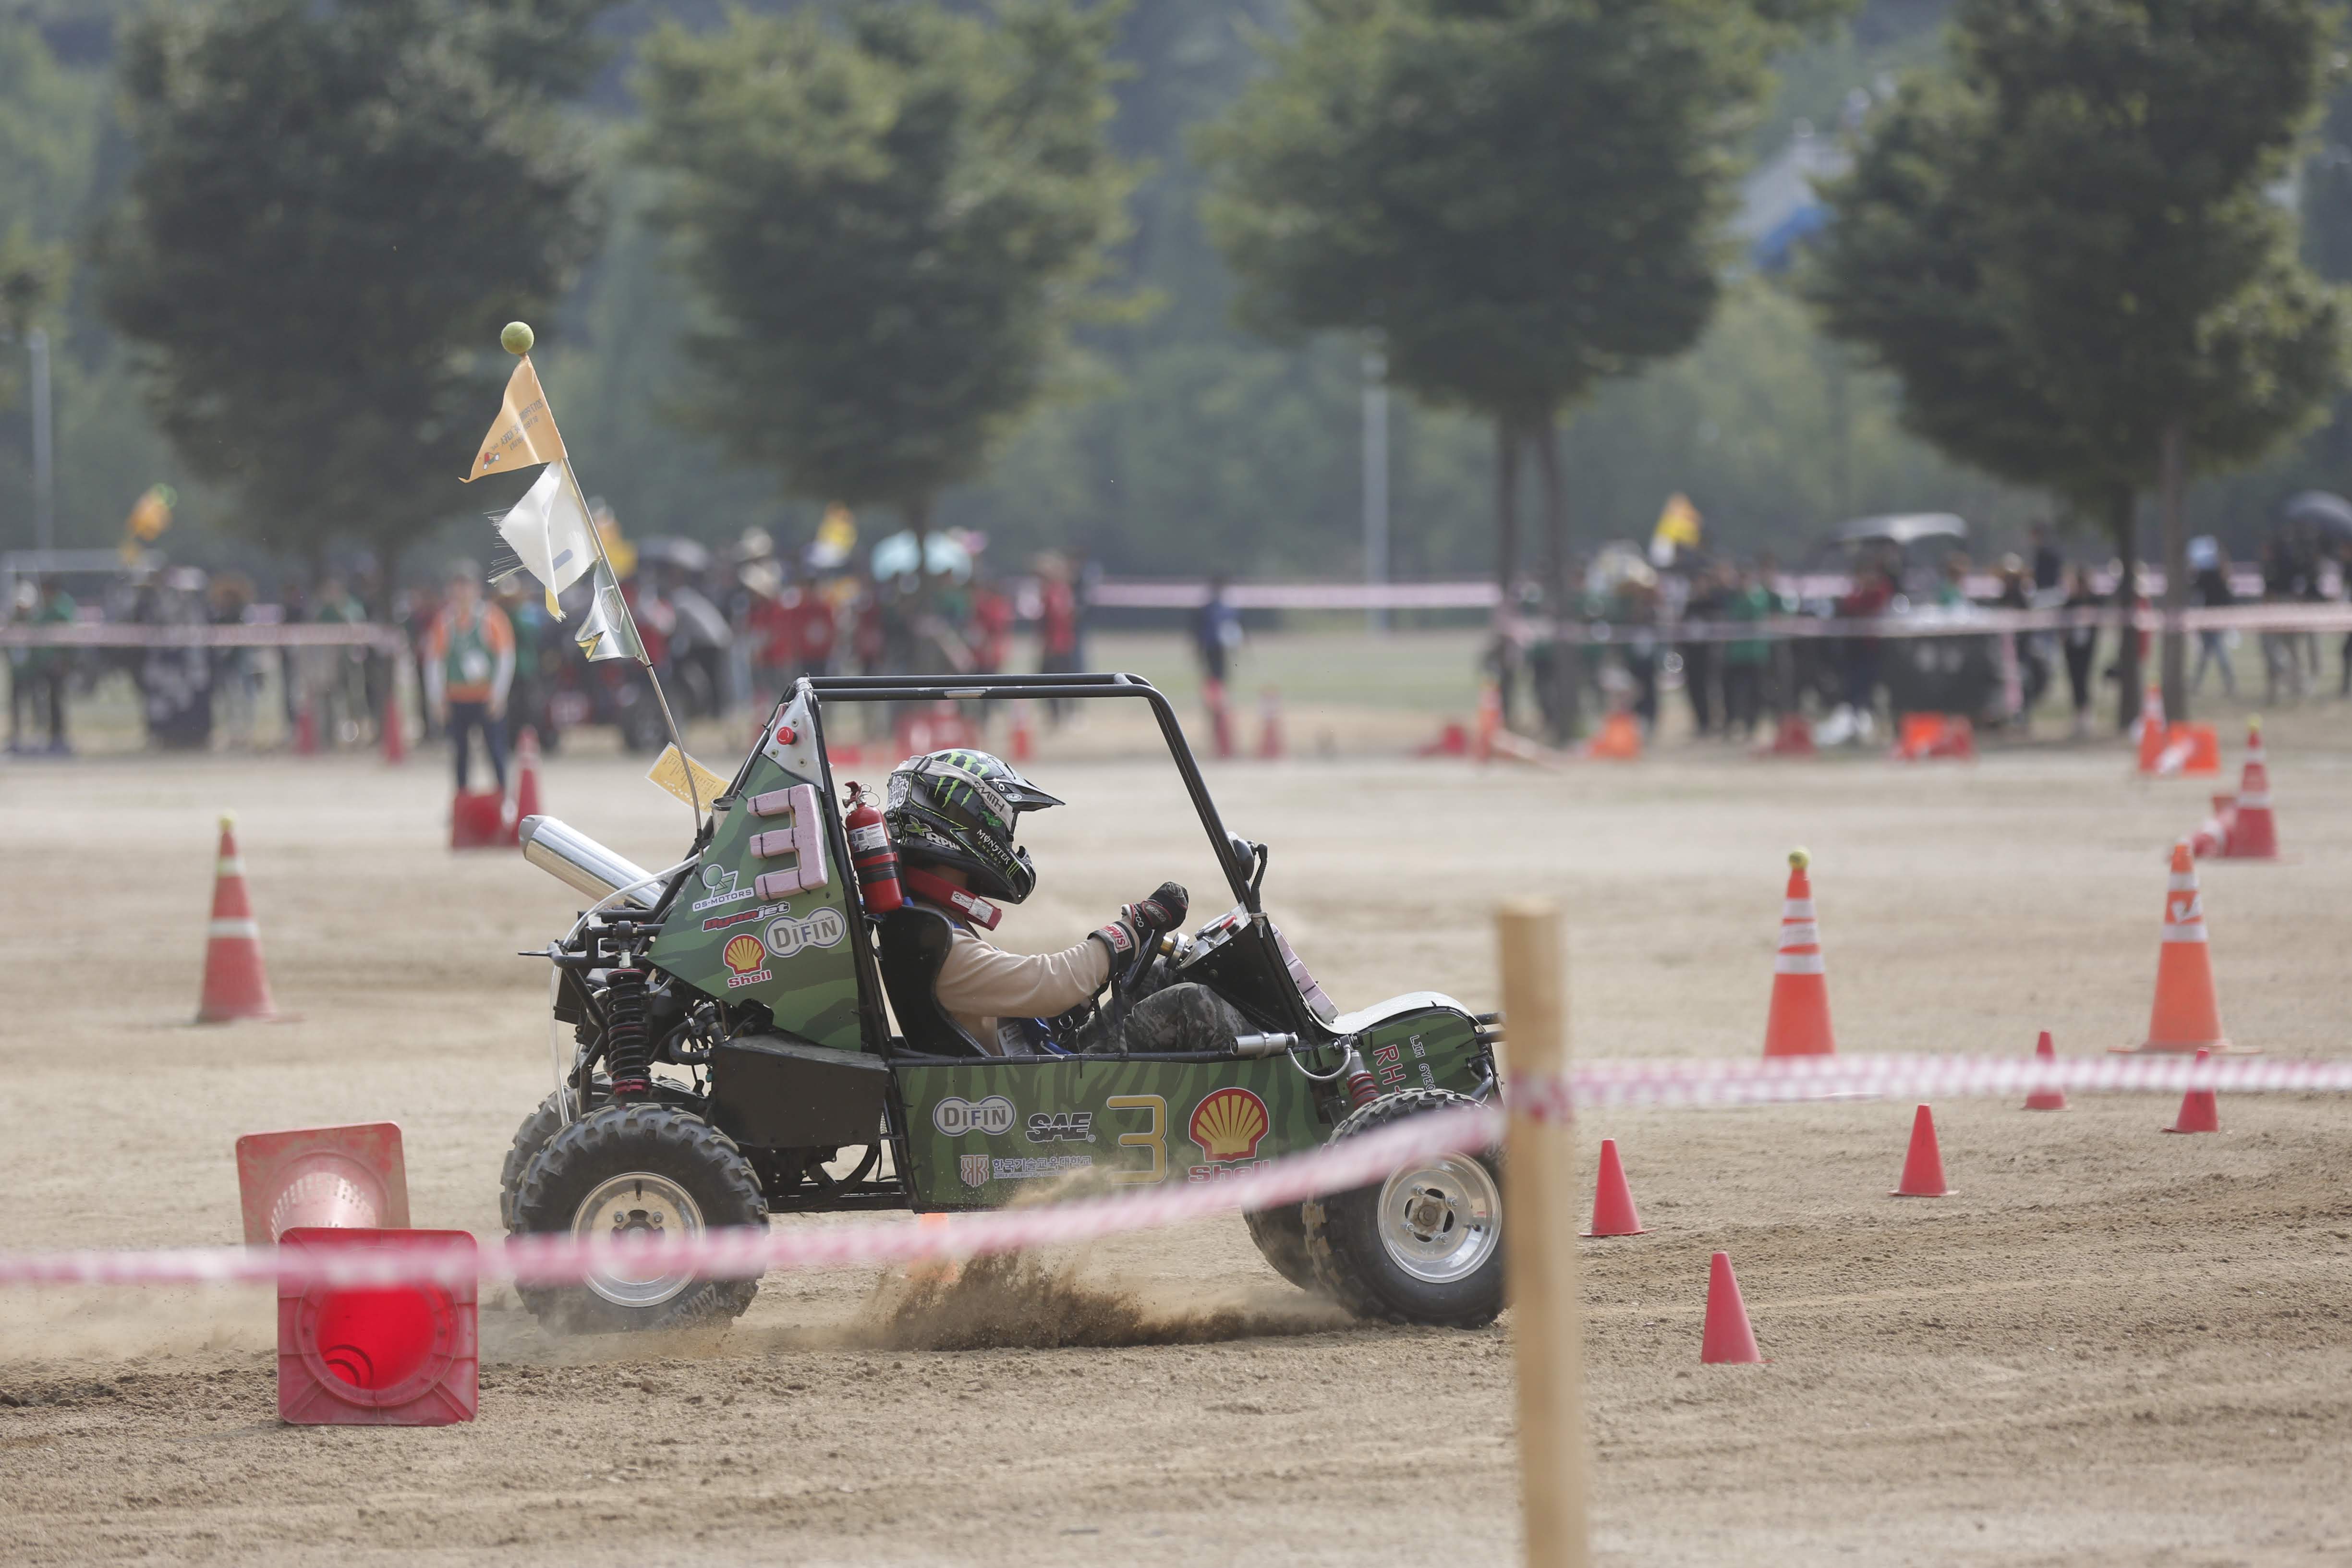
xmin=1302 ymin=1089 xmax=1503 ymax=1328
xmin=511 ymin=1104 xmax=768 ymax=1334
xmin=497 ymin=1078 xmax=611 ymax=1232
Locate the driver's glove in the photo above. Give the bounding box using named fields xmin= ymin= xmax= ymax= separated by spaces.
xmin=1089 ymin=882 xmax=1190 ymax=971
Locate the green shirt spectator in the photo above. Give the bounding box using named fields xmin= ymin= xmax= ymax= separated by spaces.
xmin=1722 ymin=583 xmax=1772 ymax=666
xmin=27 ymin=584 xmax=75 ymax=673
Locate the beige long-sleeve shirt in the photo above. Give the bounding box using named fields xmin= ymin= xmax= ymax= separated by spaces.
xmin=935 ymin=924 xmax=1110 ymax=1053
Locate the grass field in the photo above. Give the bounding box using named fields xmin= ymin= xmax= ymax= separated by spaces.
xmin=3 ymin=652 xmax=2351 ymax=1564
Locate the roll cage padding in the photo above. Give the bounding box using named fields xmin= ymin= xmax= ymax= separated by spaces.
xmin=874 ymin=905 xmax=993 ymax=1059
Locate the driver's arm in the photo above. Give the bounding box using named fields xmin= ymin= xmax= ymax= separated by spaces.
xmin=936 ymin=931 xmax=1112 ymax=1043
xmin=933 ymin=883 xmax=1188 ymax=1044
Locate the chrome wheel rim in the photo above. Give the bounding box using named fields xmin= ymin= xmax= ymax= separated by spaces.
xmin=1376 ymin=1155 xmax=1501 ymax=1284
xmin=574 ymin=1172 xmax=704 ymax=1309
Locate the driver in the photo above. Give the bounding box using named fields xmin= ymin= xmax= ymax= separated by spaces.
xmin=883 ymin=749 xmax=1248 ymax=1056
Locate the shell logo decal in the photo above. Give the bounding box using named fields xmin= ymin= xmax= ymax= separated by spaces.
xmin=1188 ymin=1087 xmax=1270 ymax=1163
xmin=721 ymin=933 xmax=771 ymax=989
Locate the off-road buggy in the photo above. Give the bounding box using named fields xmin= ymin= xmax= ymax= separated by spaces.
xmin=504 ymin=673 xmax=1504 ymax=1333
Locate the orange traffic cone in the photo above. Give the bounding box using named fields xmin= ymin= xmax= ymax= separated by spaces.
xmin=449 ymin=793 xmax=506 ymax=849
xmin=2024 ymin=1030 xmax=2068 ymax=1112
xmin=1582 ymin=1139 xmax=1646 ymax=1238
xmin=2163 ymin=1047 xmax=2220 ymax=1134
xmin=2156 ymin=723 xmax=2220 ymax=777
xmin=2225 ymin=717 xmax=2278 ymax=859
xmin=2134 ymin=682 xmax=2168 ymax=771
xmin=509 ymin=727 xmax=543 ymax=843
xmin=276 ymin=1228 xmax=477 ymax=1426
xmin=1757 ymin=710 xmax=1816 ymax=757
xmin=1891 ymin=1105 xmax=1952 ymax=1196
xmin=1256 ymin=687 xmax=1285 ymax=760
xmin=1587 ymin=709 xmax=1642 ymax=761
xmin=1762 ymin=849 xmax=1834 ymax=1057
xmin=1473 ymin=681 xmax=1502 ymax=764
xmin=2189 ymin=790 xmax=2237 ymax=860
xmin=1009 ymin=700 xmax=1035 ymax=764
xmin=2115 ymin=841 xmax=2244 ymax=1054
xmin=1205 ymin=678 xmax=1235 ymax=760
xmin=236 ymin=1122 xmax=411 ymax=1243
xmin=380 ymin=688 xmax=406 ymax=765
xmin=196 ymin=814 xmax=283 ymax=1023
xmin=1417 ymin=719 xmax=1471 ymax=757
xmin=1700 ymin=1252 xmax=1764 ymax=1364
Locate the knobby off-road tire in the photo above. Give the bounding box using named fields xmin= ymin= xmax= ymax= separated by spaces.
xmin=1302 ymin=1089 xmax=1503 ymax=1328
xmin=500 ymin=1095 xmax=569 ymax=1234
xmin=1243 ymin=1204 xmax=1322 ymax=1293
xmin=498 ymin=1078 xmax=614 ymax=1231
xmin=511 ymin=1104 xmax=768 ymax=1334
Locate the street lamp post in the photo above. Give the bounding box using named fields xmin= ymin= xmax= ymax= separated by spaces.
xmin=1361 ymin=342 xmax=1389 ymax=635
xmin=29 ymin=326 xmax=54 ymax=553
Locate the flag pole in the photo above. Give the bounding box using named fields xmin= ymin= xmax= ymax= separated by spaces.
xmin=557 ymin=453 xmax=704 ymax=826
xmin=473 ymin=322 xmax=702 ymax=827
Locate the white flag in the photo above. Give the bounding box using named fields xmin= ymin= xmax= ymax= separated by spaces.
xmin=494 ymin=459 xmax=596 ymax=619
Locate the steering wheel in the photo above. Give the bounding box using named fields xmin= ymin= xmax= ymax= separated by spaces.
xmin=1098 ymin=928 xmax=1168 ymax=1043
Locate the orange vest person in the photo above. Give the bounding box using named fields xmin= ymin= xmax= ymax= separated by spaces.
xmin=423 ymin=561 xmax=516 ymax=791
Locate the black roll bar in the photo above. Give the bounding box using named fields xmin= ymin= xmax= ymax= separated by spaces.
xmin=798 ymin=673 xmax=1262 ymax=917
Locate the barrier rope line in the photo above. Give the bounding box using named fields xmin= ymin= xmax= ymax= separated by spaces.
xmin=8 ymin=1053 xmax=2349 ymax=1291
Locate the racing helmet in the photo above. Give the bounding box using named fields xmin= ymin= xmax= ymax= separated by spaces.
xmin=884 ymin=749 xmax=1063 ymax=903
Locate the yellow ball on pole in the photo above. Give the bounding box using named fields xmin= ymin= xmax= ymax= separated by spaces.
xmin=500 ymin=321 xmax=535 ymax=356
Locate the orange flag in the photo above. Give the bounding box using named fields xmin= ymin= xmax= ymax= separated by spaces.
xmin=461 ymin=357 xmax=565 ymax=481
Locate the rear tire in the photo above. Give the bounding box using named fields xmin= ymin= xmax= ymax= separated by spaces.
xmin=1303 ymin=1089 xmax=1503 ymax=1328
xmin=511 ymin=1104 xmax=768 ymax=1334
xmin=1243 ymin=1204 xmax=1322 ymax=1292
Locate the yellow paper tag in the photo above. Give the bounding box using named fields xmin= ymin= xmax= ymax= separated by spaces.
xmin=646 ymin=744 xmax=728 ymax=810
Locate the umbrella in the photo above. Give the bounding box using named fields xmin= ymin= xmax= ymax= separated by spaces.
xmin=870 ymin=530 xmax=972 ymax=582
xmin=1833 ymin=512 xmax=1967 ymax=547
xmin=2283 ymin=490 xmax=2352 ymax=538
xmin=636 ymin=536 xmax=713 ymax=573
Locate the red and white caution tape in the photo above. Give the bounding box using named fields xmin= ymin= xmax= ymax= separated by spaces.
xmin=8 ymin=1053 xmax=2351 ymax=1291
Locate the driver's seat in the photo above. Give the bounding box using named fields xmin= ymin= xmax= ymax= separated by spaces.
xmin=874 ymin=905 xmax=992 ymax=1058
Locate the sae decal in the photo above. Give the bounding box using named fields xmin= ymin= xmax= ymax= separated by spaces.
xmin=764 ymin=905 xmax=847 ymax=960
xmin=933 ymin=1094 xmax=1017 ymax=1138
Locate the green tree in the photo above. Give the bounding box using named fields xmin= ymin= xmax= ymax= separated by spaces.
xmin=1806 ymin=0 xmax=2346 ymax=725
xmin=1200 ymin=0 xmax=1839 ymax=733
xmin=95 ymin=0 xmax=609 ymax=583
xmin=633 ymin=0 xmax=1135 ymax=572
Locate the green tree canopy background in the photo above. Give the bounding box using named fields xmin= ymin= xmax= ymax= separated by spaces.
xmin=1 ymin=0 xmax=2348 ymax=587
xmin=633 ymin=0 xmax=1134 ymax=539
xmin=1805 ymin=0 xmax=2347 ymax=721
xmin=93 ymin=0 xmax=608 ymax=577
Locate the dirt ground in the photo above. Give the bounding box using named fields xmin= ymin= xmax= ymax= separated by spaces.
xmin=5 ymin=701 xmax=2352 ymax=1566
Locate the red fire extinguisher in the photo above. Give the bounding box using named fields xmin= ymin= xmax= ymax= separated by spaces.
xmin=842 ymin=782 xmax=904 ymax=915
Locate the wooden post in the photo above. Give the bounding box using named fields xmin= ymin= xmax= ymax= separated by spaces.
xmin=1498 ymin=897 xmax=1589 ymax=1568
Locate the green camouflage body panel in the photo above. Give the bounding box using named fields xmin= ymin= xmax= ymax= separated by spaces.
xmin=648 ymin=693 xmax=863 ymax=1050
xmin=896 ymin=1003 xmax=1490 ymax=1209
xmin=1352 ymin=1007 xmax=1488 ymax=1099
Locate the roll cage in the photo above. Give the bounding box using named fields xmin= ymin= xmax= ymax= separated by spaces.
xmin=780 ymin=672 xmax=1325 ymax=1053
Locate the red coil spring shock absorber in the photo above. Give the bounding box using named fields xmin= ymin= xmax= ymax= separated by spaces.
xmin=842 ymin=781 xmax=904 ymax=915
xmin=603 ymin=967 xmax=652 ymax=1100
xmin=1340 ymin=1045 xmax=1380 ymax=1111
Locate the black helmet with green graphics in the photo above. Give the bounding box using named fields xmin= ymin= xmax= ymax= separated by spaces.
xmin=884 ymin=749 xmax=1063 ymax=903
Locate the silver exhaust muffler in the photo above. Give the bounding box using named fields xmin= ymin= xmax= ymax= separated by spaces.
xmin=520 ymin=814 xmax=659 ymax=909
